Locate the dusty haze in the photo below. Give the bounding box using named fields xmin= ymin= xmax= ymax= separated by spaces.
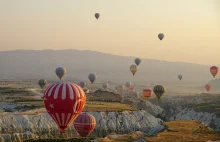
xmin=0 ymin=0 xmax=220 ymax=64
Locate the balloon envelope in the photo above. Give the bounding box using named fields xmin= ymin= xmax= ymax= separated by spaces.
xmin=125 ymin=82 xmax=131 ymax=88
xmin=158 ymin=33 xmax=164 ymax=40
xmin=102 ymin=83 xmax=109 ymax=89
xmin=210 ymin=66 xmax=218 ymax=78
xmin=73 ymin=112 xmax=96 ymax=137
xmin=129 ymin=87 xmax=135 ymax=93
xmin=205 ymin=85 xmax=211 ymax=92
xmin=134 ymin=58 xmax=141 ymax=66
xmin=55 ymin=67 xmax=66 ymax=80
xmin=95 ymin=13 xmax=100 ymax=19
xmin=88 ymin=73 xmax=97 ymax=84
xmin=178 ymin=75 xmax=182 ymax=80
xmin=153 ymin=85 xmax=165 ymax=100
xmin=38 ymin=79 xmax=47 ymax=89
xmin=142 ymin=89 xmax=153 ymax=100
xmin=132 ymin=91 xmax=139 ymax=98
xmin=44 ymin=82 xmax=86 ymax=131
xmin=130 ymin=64 xmax=138 ymax=76
xmin=116 ymin=85 xmax=125 ymax=93
xmin=79 ymin=81 xmax=86 ymax=89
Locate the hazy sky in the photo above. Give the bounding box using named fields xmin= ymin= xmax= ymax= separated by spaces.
xmin=0 ymin=0 xmax=220 ymax=65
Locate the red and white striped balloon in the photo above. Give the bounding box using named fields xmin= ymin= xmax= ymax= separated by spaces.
xmin=73 ymin=112 xmax=96 ymax=137
xmin=44 ymin=82 xmax=86 ymax=131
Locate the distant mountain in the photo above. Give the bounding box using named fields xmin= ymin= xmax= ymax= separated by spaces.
xmin=0 ymin=50 xmax=213 ymax=85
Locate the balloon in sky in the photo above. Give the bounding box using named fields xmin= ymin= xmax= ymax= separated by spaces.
xmin=88 ymin=73 xmax=97 ymax=84
xmin=158 ymin=33 xmax=164 ymax=40
xmin=178 ymin=74 xmax=182 ymax=80
xmin=95 ymin=13 xmax=100 ymax=19
xmin=125 ymin=82 xmax=131 ymax=88
xmin=129 ymin=87 xmax=135 ymax=93
xmin=142 ymin=89 xmax=153 ymax=100
xmin=73 ymin=112 xmax=96 ymax=137
xmin=55 ymin=67 xmax=66 ymax=80
xmin=44 ymin=82 xmax=86 ymax=131
xmin=205 ymin=85 xmax=211 ymax=92
xmin=79 ymin=81 xmax=86 ymax=89
xmin=115 ymin=85 xmax=125 ymax=94
xmin=102 ymin=82 xmax=109 ymax=90
xmin=132 ymin=91 xmax=140 ymax=98
xmin=134 ymin=58 xmax=141 ymax=66
xmin=153 ymin=85 xmax=165 ymax=100
xmin=38 ymin=79 xmax=47 ymax=89
xmin=210 ymin=66 xmax=218 ymax=78
xmin=130 ymin=64 xmax=138 ymax=76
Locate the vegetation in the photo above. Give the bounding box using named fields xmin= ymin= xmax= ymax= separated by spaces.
xmin=146 ymin=120 xmax=220 ymax=142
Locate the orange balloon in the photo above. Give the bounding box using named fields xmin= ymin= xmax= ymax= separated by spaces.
xmin=210 ymin=66 xmax=218 ymax=78
xmin=142 ymin=89 xmax=153 ymax=100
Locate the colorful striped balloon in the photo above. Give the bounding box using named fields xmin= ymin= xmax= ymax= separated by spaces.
xmin=153 ymin=85 xmax=165 ymax=100
xmin=142 ymin=89 xmax=153 ymax=100
xmin=73 ymin=112 xmax=96 ymax=137
xmin=44 ymin=82 xmax=86 ymax=131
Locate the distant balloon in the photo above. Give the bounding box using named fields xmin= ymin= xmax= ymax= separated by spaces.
xmin=129 ymin=87 xmax=135 ymax=93
xmin=55 ymin=67 xmax=66 ymax=80
xmin=95 ymin=13 xmax=100 ymax=19
xmin=102 ymin=82 xmax=109 ymax=90
xmin=142 ymin=89 xmax=153 ymax=100
xmin=79 ymin=81 xmax=86 ymax=89
xmin=205 ymin=85 xmax=211 ymax=92
xmin=73 ymin=112 xmax=96 ymax=137
xmin=38 ymin=79 xmax=47 ymax=89
xmin=132 ymin=91 xmax=139 ymax=98
xmin=153 ymin=85 xmax=165 ymax=100
xmin=178 ymin=75 xmax=182 ymax=80
xmin=88 ymin=73 xmax=97 ymax=84
xmin=125 ymin=82 xmax=131 ymax=88
xmin=112 ymin=89 xmax=117 ymax=94
xmin=158 ymin=33 xmax=164 ymax=40
xmin=115 ymin=85 xmax=125 ymax=94
xmin=210 ymin=66 xmax=218 ymax=78
xmin=44 ymin=82 xmax=86 ymax=131
xmin=130 ymin=64 xmax=138 ymax=76
xmin=134 ymin=58 xmax=141 ymax=66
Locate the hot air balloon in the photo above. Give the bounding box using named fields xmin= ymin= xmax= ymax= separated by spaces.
xmin=55 ymin=67 xmax=66 ymax=80
xmin=210 ymin=66 xmax=218 ymax=78
xmin=88 ymin=73 xmax=97 ymax=84
xmin=130 ymin=64 xmax=138 ymax=76
xmin=153 ymin=85 xmax=165 ymax=100
xmin=134 ymin=58 xmax=141 ymax=66
xmin=205 ymin=85 xmax=211 ymax=92
xmin=142 ymin=89 xmax=153 ymax=100
xmin=115 ymin=85 xmax=125 ymax=94
xmin=128 ymin=87 xmax=135 ymax=93
xmin=132 ymin=91 xmax=140 ymax=98
xmin=73 ymin=112 xmax=96 ymax=137
xmin=125 ymin=82 xmax=131 ymax=88
xmin=79 ymin=81 xmax=86 ymax=89
xmin=158 ymin=33 xmax=164 ymax=40
xmin=102 ymin=82 xmax=109 ymax=90
xmin=178 ymin=75 xmax=182 ymax=80
xmin=95 ymin=13 xmax=100 ymax=19
xmin=38 ymin=79 xmax=47 ymax=89
xmin=44 ymin=82 xmax=86 ymax=131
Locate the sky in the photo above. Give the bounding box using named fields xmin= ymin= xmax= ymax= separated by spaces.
xmin=0 ymin=0 xmax=220 ymax=65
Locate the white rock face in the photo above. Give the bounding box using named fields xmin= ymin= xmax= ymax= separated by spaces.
xmin=0 ymin=110 xmax=164 ymax=141
xmin=170 ymin=108 xmax=220 ymax=131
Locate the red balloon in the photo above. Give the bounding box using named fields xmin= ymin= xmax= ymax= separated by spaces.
xmin=44 ymin=82 xmax=86 ymax=131
xmin=205 ymin=85 xmax=211 ymax=92
xmin=210 ymin=66 xmax=218 ymax=78
xmin=73 ymin=112 xmax=96 ymax=137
